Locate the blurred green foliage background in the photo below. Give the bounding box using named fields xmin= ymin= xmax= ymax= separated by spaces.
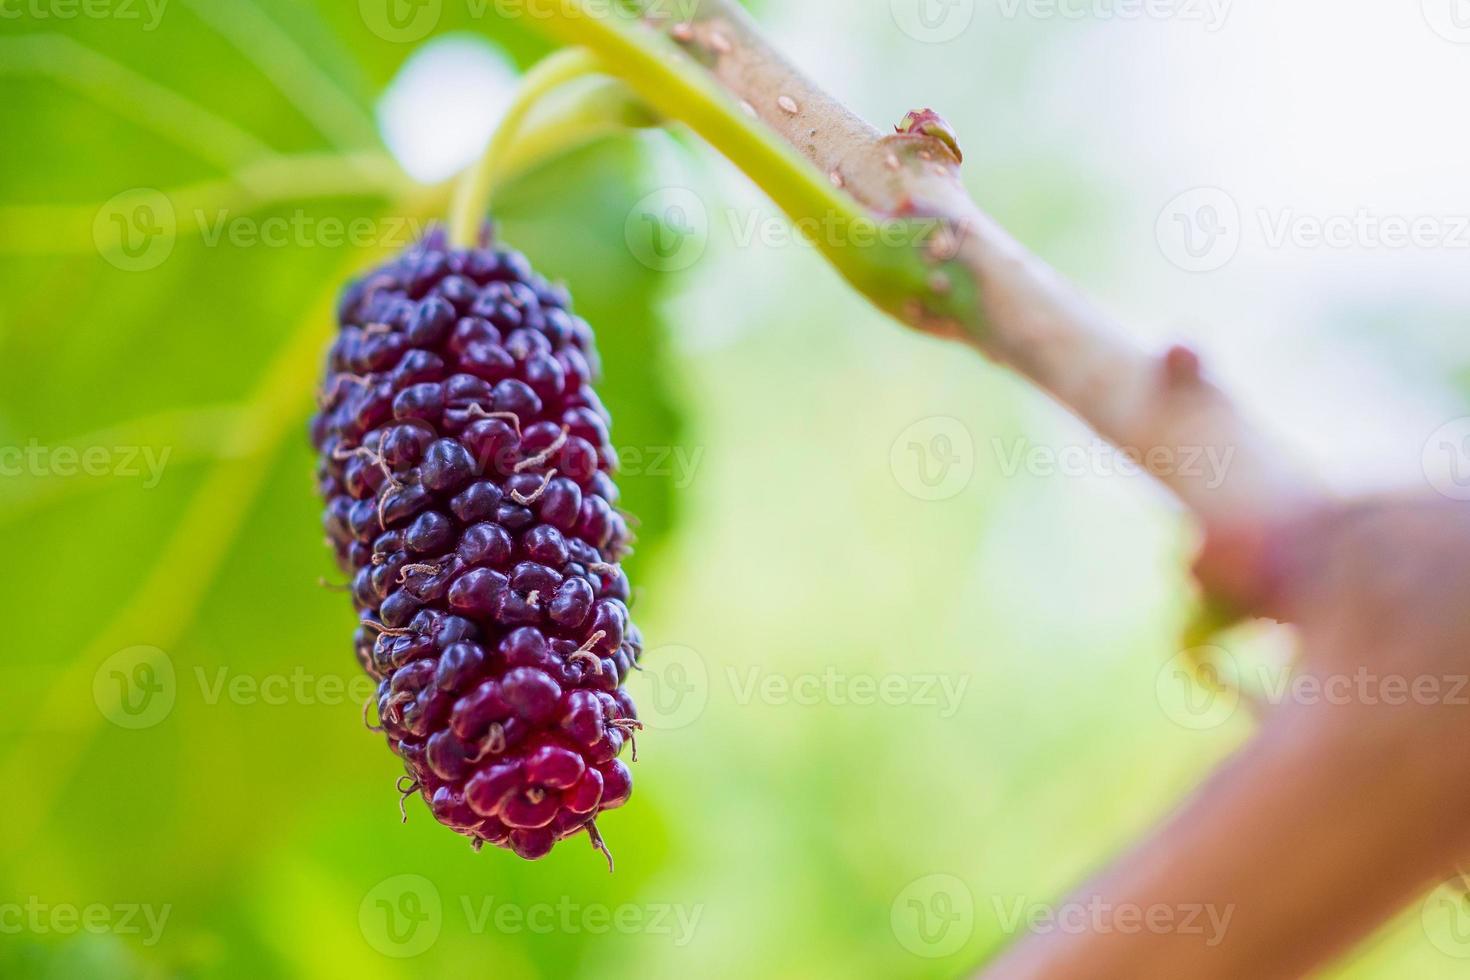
xmin=2 ymin=0 xmax=1469 ymax=977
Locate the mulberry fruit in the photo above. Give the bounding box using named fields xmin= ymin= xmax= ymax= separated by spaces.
xmin=311 ymin=226 xmax=641 ymax=864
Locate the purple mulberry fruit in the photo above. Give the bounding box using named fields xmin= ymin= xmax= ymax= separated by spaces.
xmin=311 ymin=226 xmax=641 ymax=864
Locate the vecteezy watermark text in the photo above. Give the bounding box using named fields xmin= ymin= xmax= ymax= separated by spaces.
xmin=1158 ymin=187 xmax=1470 ymax=272
xmin=95 ymin=647 xmax=385 ymax=730
xmin=1 ymin=0 xmax=168 ymax=30
xmin=991 ymin=895 xmax=1235 ymax=946
xmin=358 ymin=875 xmax=703 ymax=957
xmin=0 ymin=440 xmax=170 ymax=488
xmin=633 ymin=645 xmax=974 ymax=732
xmin=994 ymin=0 xmax=1231 ymax=30
xmin=1157 ymin=646 xmax=1470 ymax=731
xmin=991 ymin=436 xmax=1235 ymax=489
xmin=624 ymin=188 xmax=958 ymax=273
xmin=726 ymin=666 xmax=970 ymax=718
xmin=194 ymin=666 xmax=378 ymax=708
xmin=0 ymin=898 xmax=171 ymax=947
xmin=194 ymin=211 xmax=431 ymax=251
xmin=94 ymin=190 xmax=437 ymax=272
xmin=358 ymin=0 xmax=700 ymax=44
xmin=459 ymin=895 xmax=702 ymax=942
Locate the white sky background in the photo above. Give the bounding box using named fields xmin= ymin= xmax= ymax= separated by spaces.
xmin=377 ymin=35 xmax=517 ymax=184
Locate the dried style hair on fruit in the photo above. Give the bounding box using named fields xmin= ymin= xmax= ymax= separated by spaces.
xmin=311 ymin=225 xmax=641 ymax=865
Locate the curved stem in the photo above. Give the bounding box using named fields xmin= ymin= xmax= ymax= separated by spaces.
xmin=449 ymin=47 xmax=609 ymax=247
xmin=491 ymin=76 xmax=661 ymax=187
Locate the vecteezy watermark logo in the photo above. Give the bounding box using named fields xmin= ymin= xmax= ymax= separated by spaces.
xmin=460 ymin=896 xmax=703 ymax=942
xmin=992 ymin=0 xmax=1232 ymax=30
xmin=0 ymin=441 xmax=172 ymax=487
xmin=891 ymin=874 xmax=975 ymax=958
xmin=991 ymin=436 xmax=1235 ymax=489
xmin=1156 ymin=187 xmax=1241 ymax=273
xmin=358 ymin=880 xmax=703 ymax=952
xmin=93 ymin=188 xmax=176 ymax=272
xmin=1423 ymin=885 xmax=1470 ymax=958
xmin=498 ymin=0 xmax=703 ymax=20
xmin=633 ymin=643 xmax=709 ymax=731
xmin=891 ymin=416 xmax=975 ymax=501
xmin=1423 ymin=417 xmax=1470 ymax=501
xmin=633 ymin=648 xmax=969 ymax=726
xmin=1257 ymin=210 xmax=1470 ymax=251
xmin=97 ymin=659 xmax=378 ymax=722
xmin=1422 ymin=0 xmax=1470 ymax=43
xmin=360 ymin=875 xmax=443 ymax=958
xmin=360 ymin=0 xmax=441 ymax=42
xmin=725 ymin=667 xmax=971 ymax=718
xmin=93 ymin=646 xmax=176 ymax=730
xmin=361 ymin=0 xmax=698 ymax=40
xmin=93 ymin=194 xmax=449 ymax=268
xmin=614 ymin=444 xmax=706 ymax=489
xmin=193 ymin=666 xmax=378 ymax=707
xmin=1159 ymin=650 xmax=1470 ymax=731
xmin=1160 ymin=193 xmax=1470 ymax=272
xmin=890 ymin=0 xmax=976 ymax=43
xmin=0 ymin=0 xmax=169 ymax=29
xmin=0 ymin=898 xmax=172 ymax=947
xmin=724 ymin=210 xmax=948 ymax=252
xmin=625 ymin=187 xmax=709 ymax=273
xmin=1155 ymin=646 xmax=1240 ymax=731
xmin=990 ymin=895 xmax=1234 ymax=946
xmin=193 ymin=211 xmax=431 ymax=250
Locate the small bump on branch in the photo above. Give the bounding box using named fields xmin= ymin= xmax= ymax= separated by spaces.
xmin=895 ymin=108 xmax=963 ymax=164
